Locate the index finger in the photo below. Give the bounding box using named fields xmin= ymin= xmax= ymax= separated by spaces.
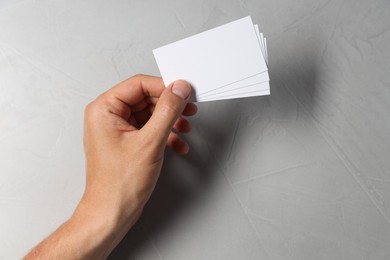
xmin=105 ymin=74 xmax=166 ymax=106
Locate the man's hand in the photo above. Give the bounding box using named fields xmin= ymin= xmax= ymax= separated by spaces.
xmin=25 ymin=75 xmax=197 ymax=259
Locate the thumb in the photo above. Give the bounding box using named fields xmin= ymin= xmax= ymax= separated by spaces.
xmin=143 ymin=80 xmax=191 ymax=144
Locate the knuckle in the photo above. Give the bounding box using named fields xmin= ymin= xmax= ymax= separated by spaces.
xmin=84 ymin=101 xmax=96 ymax=117
xmin=98 ymin=94 xmax=114 ymax=108
xmin=84 ymin=95 xmax=110 ymax=119
xmin=134 ymin=73 xmax=145 ymax=78
xmin=133 ymin=73 xmax=146 ymax=81
xmin=160 ymin=104 xmax=180 ymax=117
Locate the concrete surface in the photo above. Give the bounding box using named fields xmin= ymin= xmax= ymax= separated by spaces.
xmin=1 ymin=0 xmax=390 ymax=259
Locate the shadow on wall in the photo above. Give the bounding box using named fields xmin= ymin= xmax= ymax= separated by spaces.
xmin=269 ymin=31 xmax=323 ymax=117
xmin=108 ymin=33 xmax=321 ymax=259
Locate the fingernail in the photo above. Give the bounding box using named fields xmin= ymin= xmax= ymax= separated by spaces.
xmin=171 ymin=80 xmax=191 ymax=100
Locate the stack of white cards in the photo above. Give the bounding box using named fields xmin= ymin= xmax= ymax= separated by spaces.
xmin=153 ymin=16 xmax=269 ymax=102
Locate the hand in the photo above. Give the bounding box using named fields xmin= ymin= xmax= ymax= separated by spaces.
xmin=83 ymin=74 xmax=196 ymax=215
xmin=25 ymin=75 xmax=197 ymax=259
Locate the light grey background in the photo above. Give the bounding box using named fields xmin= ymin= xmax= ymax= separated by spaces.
xmin=1 ymin=0 xmax=390 ymax=259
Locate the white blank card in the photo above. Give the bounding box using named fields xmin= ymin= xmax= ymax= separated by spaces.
xmin=153 ymin=16 xmax=270 ymax=102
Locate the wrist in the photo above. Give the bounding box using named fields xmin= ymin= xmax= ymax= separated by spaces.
xmin=70 ymin=194 xmax=143 ymax=258
xmin=80 ymin=181 xmax=145 ymax=225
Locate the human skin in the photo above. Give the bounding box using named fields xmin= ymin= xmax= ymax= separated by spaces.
xmin=24 ymin=75 xmax=197 ymax=259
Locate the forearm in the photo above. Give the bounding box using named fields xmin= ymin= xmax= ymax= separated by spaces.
xmin=24 ymin=196 xmax=142 ymax=260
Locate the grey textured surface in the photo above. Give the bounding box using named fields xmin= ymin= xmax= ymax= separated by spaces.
xmin=1 ymin=0 xmax=390 ymax=259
